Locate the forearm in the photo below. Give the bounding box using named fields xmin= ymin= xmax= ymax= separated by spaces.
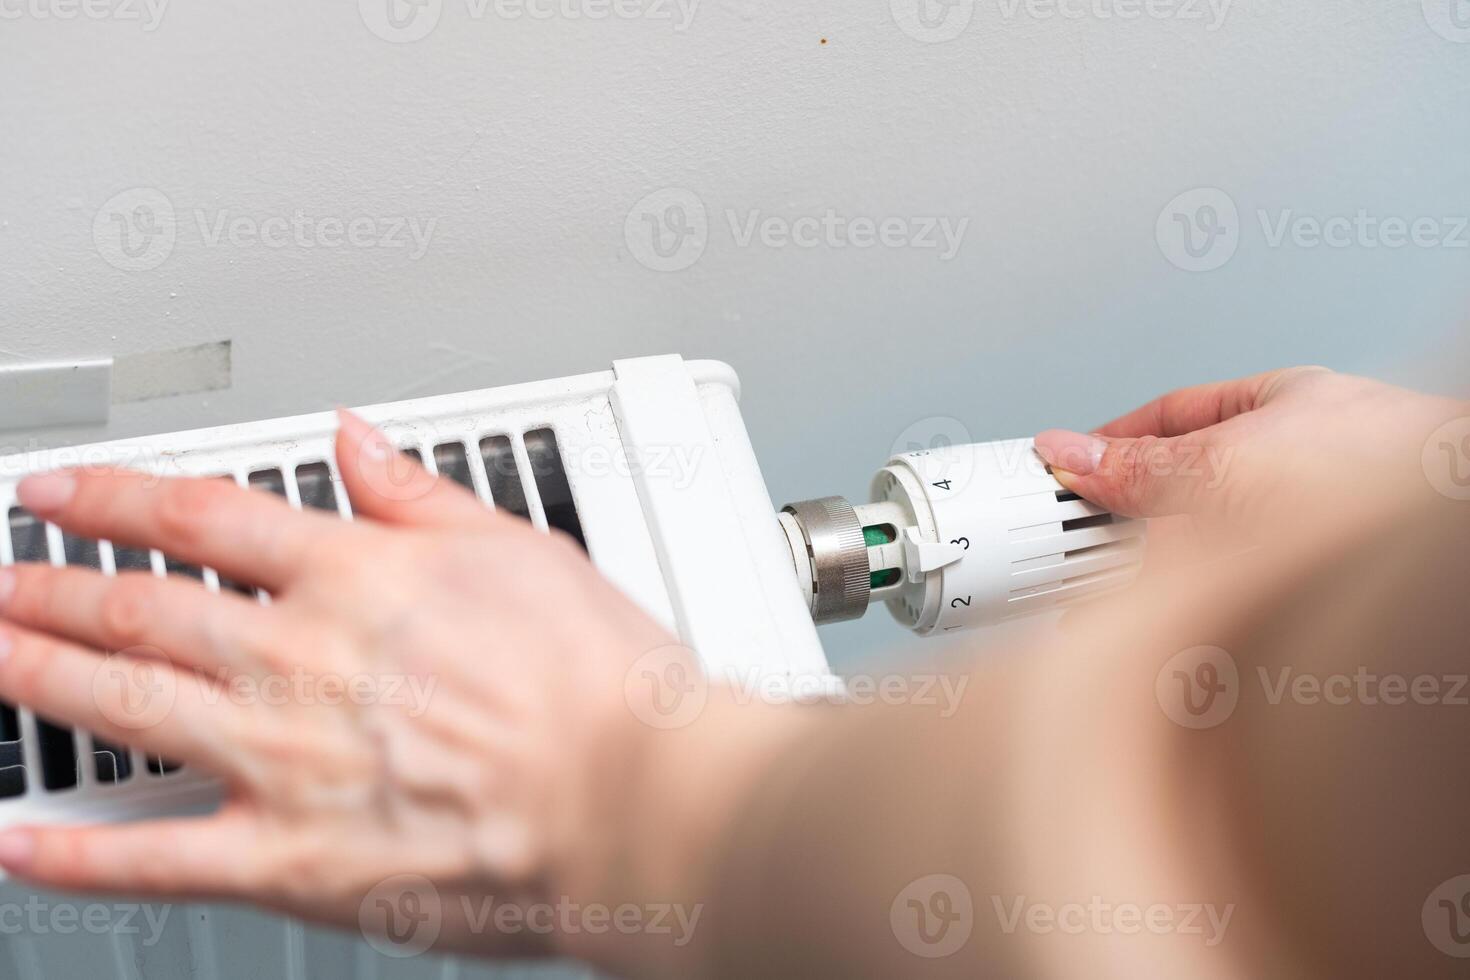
xmin=684 ymin=688 xmax=1026 ymax=979
xmin=562 ymin=649 xmax=1170 ymax=980
xmin=559 ymin=560 xmax=1291 ymax=978
xmin=1207 ymin=501 xmax=1470 ymax=978
xmin=553 ymin=692 xmax=821 ymax=977
xmin=669 ymin=656 xmax=1263 ymax=979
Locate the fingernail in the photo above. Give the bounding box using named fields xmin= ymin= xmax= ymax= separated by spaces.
xmin=0 ymin=569 xmax=14 ymax=609
xmin=0 ymin=830 xmax=36 ymax=870
xmin=16 ymin=472 xmax=76 ymax=515
xmin=1034 ymin=429 xmax=1107 ymax=476
xmin=363 ymin=431 xmax=391 ymax=461
xmin=338 ymin=410 xmax=390 ymax=461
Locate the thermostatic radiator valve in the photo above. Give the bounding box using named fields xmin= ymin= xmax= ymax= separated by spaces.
xmin=779 ymin=438 xmax=1146 ymax=635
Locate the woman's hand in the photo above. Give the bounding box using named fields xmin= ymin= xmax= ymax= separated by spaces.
xmin=0 ymin=412 xmax=677 ymax=957
xmin=1033 ymin=366 xmax=1466 ymax=548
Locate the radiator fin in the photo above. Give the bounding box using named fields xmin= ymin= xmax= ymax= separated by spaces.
xmin=432 ymin=442 xmax=475 ymax=492
xmin=525 ymin=429 xmax=588 ymax=551
xmin=479 ymin=435 xmax=531 ymax=520
xmin=293 ymin=461 xmax=340 ymax=513
xmin=0 ymin=701 xmax=23 ymax=798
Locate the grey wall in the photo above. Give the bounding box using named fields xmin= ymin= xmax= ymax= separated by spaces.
xmin=0 ymin=5 xmax=1466 ymax=977
xmin=3 ymin=0 xmax=1467 ymax=669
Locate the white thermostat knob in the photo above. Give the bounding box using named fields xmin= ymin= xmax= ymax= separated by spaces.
xmin=780 ymin=438 xmax=1145 ymax=635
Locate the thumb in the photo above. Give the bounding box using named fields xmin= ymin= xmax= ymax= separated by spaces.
xmin=1033 ymin=429 xmax=1212 ymax=518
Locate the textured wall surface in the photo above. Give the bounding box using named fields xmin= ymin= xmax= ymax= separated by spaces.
xmin=0 ymin=3 xmax=1467 ymax=977
xmin=2 ymin=0 xmax=1467 ymax=648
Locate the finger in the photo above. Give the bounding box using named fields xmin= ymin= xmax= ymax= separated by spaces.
xmin=14 ymin=468 xmax=351 ymax=592
xmin=0 ymin=808 xmax=264 ymax=898
xmin=0 ymin=564 xmax=274 ymax=675
xmin=1033 ymin=430 xmax=1209 ymax=518
xmin=1095 ymin=366 xmax=1329 ymax=438
xmin=0 ymin=623 xmax=240 ymax=775
xmin=334 ymin=409 xmax=497 ymax=529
